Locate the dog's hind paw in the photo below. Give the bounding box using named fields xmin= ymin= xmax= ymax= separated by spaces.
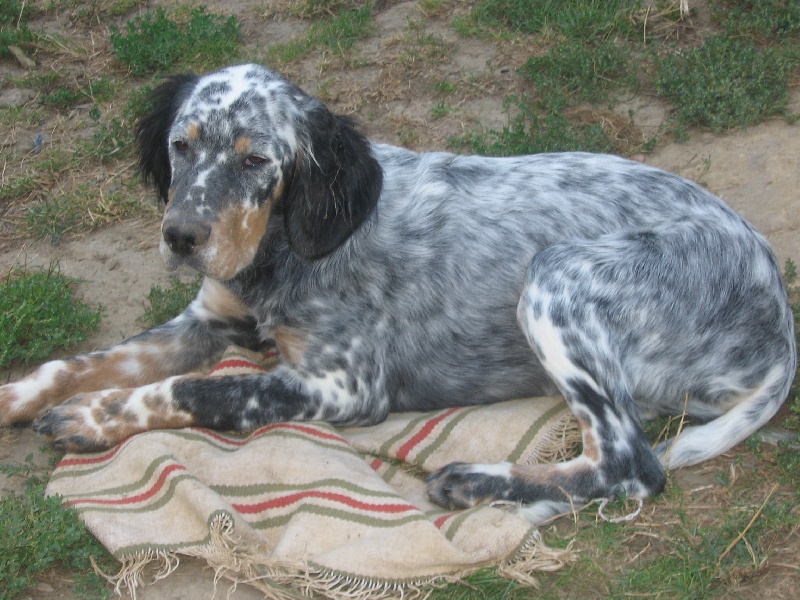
xmin=426 ymin=461 xmax=515 ymax=509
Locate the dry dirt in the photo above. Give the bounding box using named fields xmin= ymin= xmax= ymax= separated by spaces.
xmin=1 ymin=1 xmax=799 ymax=598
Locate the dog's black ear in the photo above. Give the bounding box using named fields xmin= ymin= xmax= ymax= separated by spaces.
xmin=283 ymin=107 xmax=382 ymax=259
xmin=136 ymin=74 xmax=199 ymax=203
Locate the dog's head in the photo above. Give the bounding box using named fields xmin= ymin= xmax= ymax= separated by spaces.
xmin=136 ymin=64 xmax=382 ymax=280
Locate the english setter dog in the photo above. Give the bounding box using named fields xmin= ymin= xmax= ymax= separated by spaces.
xmin=1 ymin=64 xmax=795 ymax=522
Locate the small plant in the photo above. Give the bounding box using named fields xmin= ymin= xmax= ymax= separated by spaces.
xmin=110 ymin=7 xmax=240 ymax=75
xmin=24 ymin=185 xmax=144 ymax=241
xmin=0 ymin=265 xmax=101 ymax=369
xmin=710 ymin=0 xmax=800 ymax=39
xmin=309 ymin=3 xmax=374 ymax=52
xmin=0 ymin=476 xmax=114 ymax=598
xmin=0 ymin=0 xmax=33 ymax=57
xmin=431 ymin=100 xmax=450 ymax=120
xmin=656 ymin=35 xmax=795 ymax=132
xmin=140 ymin=275 xmax=203 ymax=328
xmin=521 ymin=38 xmax=632 ymax=106
xmin=468 ymin=0 xmax=637 ymax=40
xmin=457 ymin=97 xmax=615 ymax=157
xmin=40 ymin=77 xmax=114 ymax=110
xmin=269 ymin=2 xmax=374 ymax=63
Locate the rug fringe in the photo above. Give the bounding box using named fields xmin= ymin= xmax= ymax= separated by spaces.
xmin=497 ymin=529 xmax=576 ymax=588
xmin=104 ymin=514 xmax=572 ymax=599
xmin=97 ymin=548 xmax=179 ymax=599
xmin=526 ymin=413 xmax=582 ymax=465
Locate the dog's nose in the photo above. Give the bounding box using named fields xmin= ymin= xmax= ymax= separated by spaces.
xmin=162 ymin=217 xmax=211 ymax=256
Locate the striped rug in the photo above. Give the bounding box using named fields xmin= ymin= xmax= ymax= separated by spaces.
xmin=46 ymin=348 xmax=580 ymax=599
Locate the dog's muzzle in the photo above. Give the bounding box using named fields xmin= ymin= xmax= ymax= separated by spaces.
xmin=162 ymin=216 xmax=211 ymax=257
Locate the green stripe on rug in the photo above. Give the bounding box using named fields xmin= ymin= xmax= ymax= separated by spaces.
xmin=505 ymin=401 xmax=568 ymax=464
xmin=247 ymin=504 xmax=429 ymax=530
xmin=412 ymin=405 xmax=482 ymax=465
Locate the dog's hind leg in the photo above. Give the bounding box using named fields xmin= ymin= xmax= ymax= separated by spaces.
xmin=427 ymin=222 xmax=795 ymax=522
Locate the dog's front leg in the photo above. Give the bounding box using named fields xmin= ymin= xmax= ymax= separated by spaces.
xmin=0 ymin=279 xmax=263 ymax=426
xmin=33 ymin=365 xmax=383 ymax=452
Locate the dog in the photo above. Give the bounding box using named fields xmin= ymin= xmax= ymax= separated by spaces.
xmin=0 ymin=64 xmax=795 ymax=522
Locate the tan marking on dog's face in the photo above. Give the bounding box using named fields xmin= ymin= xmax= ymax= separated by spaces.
xmin=202 ymin=182 xmax=282 ymax=280
xmin=272 ymin=326 xmax=307 ymax=366
xmin=198 ymin=278 xmax=251 ymax=320
xmin=187 ymin=122 xmax=201 ymax=141
xmin=234 ymin=135 xmax=251 ymax=155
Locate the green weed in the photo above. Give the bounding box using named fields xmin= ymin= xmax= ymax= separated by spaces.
xmin=139 ymin=275 xmax=203 ymax=328
xmin=24 ymin=184 xmax=144 ymax=241
xmin=268 ymin=3 xmax=374 ymax=63
xmin=0 ymin=474 xmax=114 ymax=598
xmin=0 ymin=265 xmax=101 ymax=369
xmin=656 ymin=35 xmax=795 ymax=131
xmin=430 ymin=566 xmax=530 ymax=599
xmin=456 ymin=97 xmax=616 ymax=157
xmin=40 ymin=77 xmax=114 ymax=110
xmin=289 ymin=0 xmax=360 ymax=18
xmin=468 ymin=0 xmax=637 ymax=39
xmin=431 ymin=101 xmax=450 ymax=120
xmin=521 ymin=38 xmax=633 ymax=106
xmin=711 ymin=0 xmax=800 ymax=39
xmin=0 ymin=0 xmax=33 ymax=57
xmin=110 ymin=7 xmax=240 ymax=75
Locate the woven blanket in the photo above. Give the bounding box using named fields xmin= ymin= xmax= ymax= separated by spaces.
xmin=46 ymin=348 xmax=580 ymax=599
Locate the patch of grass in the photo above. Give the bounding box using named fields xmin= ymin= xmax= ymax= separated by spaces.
xmin=268 ymin=2 xmax=374 ymax=63
xmin=40 ymin=77 xmax=114 ymax=110
xmin=431 ymin=100 xmax=450 ymax=120
xmin=110 ymin=6 xmax=240 ymax=75
xmin=430 ymin=566 xmax=530 ymax=599
xmin=0 ymin=265 xmax=101 ymax=369
xmin=396 ymin=27 xmax=451 ymax=68
xmin=310 ymin=2 xmax=374 ymax=52
xmin=0 ymin=0 xmax=33 ymax=57
xmin=468 ymin=0 xmax=637 ymax=39
xmin=711 ymin=0 xmax=800 ymax=39
xmin=520 ymin=38 xmax=633 ymax=106
xmin=139 ymin=275 xmax=203 ymax=328
xmin=46 ymin=0 xmax=140 ymax=23
xmin=0 ymin=473 xmax=114 ymax=598
xmin=656 ymin=35 xmax=795 ymax=132
xmin=24 ymin=184 xmax=145 ymax=242
xmin=456 ymin=96 xmax=617 ymax=157
xmin=782 ymin=259 xmax=800 ymax=435
xmin=289 ymin=0 xmax=361 ymax=18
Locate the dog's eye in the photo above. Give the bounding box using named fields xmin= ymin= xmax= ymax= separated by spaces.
xmin=174 ymin=140 xmax=189 ymax=152
xmin=244 ymin=155 xmax=268 ymax=168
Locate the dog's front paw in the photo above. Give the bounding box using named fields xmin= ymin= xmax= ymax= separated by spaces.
xmin=33 ymin=382 xmax=193 ymax=452
xmin=0 ymin=380 xmax=52 ymax=427
xmin=426 ymin=462 xmax=515 ymax=509
xmin=33 ymin=392 xmax=122 ymax=452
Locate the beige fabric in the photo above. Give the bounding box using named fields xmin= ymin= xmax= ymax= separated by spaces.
xmin=46 ymin=348 xmax=579 ymax=598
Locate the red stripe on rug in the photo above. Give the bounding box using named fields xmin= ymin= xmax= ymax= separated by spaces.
xmin=57 ymin=443 xmax=126 ymax=468
xmin=210 ymin=359 xmax=270 ymax=374
xmin=67 ymin=463 xmax=186 ymax=506
xmin=434 ymin=513 xmax=458 ymax=529
xmin=395 ymin=407 xmax=461 ymax=461
xmin=233 ymin=491 xmax=417 ymax=515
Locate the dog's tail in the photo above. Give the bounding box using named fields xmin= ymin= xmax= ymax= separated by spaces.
xmin=656 ymin=328 xmax=797 ymax=469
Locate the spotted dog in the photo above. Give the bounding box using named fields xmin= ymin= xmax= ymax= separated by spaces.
xmin=1 ymin=64 xmax=795 ymax=522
